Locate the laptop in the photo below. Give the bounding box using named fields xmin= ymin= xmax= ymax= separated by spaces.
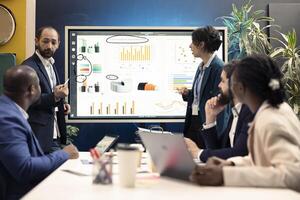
xmin=95 ymin=135 xmax=119 ymax=154
xmin=138 ymin=131 xmax=197 ymax=181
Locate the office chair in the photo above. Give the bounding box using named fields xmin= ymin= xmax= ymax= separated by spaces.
xmin=0 ymin=53 xmax=16 ymax=95
xmin=0 ymin=171 xmax=7 ymax=199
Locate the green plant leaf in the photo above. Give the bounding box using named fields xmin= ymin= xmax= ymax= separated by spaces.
xmin=218 ymin=0 xmax=274 ymax=61
xmin=270 ymin=48 xmax=285 ymax=58
xmin=66 ymin=125 xmax=80 ymax=143
xmin=218 ymin=1 xmax=300 ymax=118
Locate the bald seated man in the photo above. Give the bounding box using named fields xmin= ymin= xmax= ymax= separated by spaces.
xmin=0 ymin=65 xmax=79 ymax=200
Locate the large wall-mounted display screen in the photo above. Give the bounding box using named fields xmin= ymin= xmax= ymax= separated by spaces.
xmin=65 ymin=26 xmax=227 ymax=122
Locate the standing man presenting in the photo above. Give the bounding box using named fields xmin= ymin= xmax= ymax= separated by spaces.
xmin=23 ymin=26 xmax=70 ymax=153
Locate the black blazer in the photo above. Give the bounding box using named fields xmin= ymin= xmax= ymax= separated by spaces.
xmin=22 ymin=53 xmax=67 ymax=153
xmin=200 ymin=104 xmax=253 ymax=162
xmin=182 ymin=56 xmax=226 ymax=145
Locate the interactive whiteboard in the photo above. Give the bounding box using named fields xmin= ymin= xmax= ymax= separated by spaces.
xmin=65 ymin=26 xmax=227 ymax=122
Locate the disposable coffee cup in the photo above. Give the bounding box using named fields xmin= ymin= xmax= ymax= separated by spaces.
xmin=117 ymin=143 xmax=140 ymax=188
xmin=129 ymin=144 xmax=144 ymax=167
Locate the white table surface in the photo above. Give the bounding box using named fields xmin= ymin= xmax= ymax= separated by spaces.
xmin=22 ymin=152 xmax=300 ymax=200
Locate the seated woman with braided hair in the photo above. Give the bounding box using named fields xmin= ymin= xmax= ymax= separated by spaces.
xmin=190 ymin=54 xmax=300 ymax=192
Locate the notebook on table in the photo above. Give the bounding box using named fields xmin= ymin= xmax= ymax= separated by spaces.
xmin=95 ymin=135 xmax=119 ymax=154
xmin=80 ymin=134 xmax=119 ymax=165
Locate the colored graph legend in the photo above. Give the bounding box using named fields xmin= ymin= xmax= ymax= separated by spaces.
xmin=120 ymin=45 xmax=151 ymax=62
xmin=92 ymin=64 xmax=102 ymax=73
xmin=78 ymin=63 xmax=91 ymax=74
xmin=172 ymin=74 xmax=193 ymax=90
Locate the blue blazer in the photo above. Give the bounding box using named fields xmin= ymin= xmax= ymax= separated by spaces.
xmin=182 ymin=56 xmax=226 ymax=145
xmin=0 ymin=95 xmax=69 ymax=200
xmin=200 ymin=104 xmax=253 ymax=162
xmin=22 ymin=53 xmax=67 ymax=153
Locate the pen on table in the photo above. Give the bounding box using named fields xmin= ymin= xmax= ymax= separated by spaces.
xmin=61 ymin=169 xmax=89 ymax=176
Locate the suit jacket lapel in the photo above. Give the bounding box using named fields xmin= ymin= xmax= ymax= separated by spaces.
xmin=248 ymin=121 xmax=255 ymax=163
xmin=192 ymin=67 xmax=201 ymax=92
xmin=199 ymin=56 xmax=218 ymax=98
xmin=199 ymin=66 xmax=212 ymax=98
xmin=34 ymin=54 xmax=52 ymax=91
xmin=31 ymin=131 xmax=45 ymax=155
xmin=52 ymin=63 xmax=60 ymax=85
xmin=232 ymin=105 xmax=245 ymax=144
xmin=247 ymin=102 xmax=269 ymax=164
xmin=9 ymin=96 xmax=45 ymax=155
xmin=24 ymin=121 xmax=44 ymax=155
xmin=222 ymin=113 xmax=233 ymax=147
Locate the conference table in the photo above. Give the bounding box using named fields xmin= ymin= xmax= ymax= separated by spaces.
xmin=22 ymin=152 xmax=300 ymax=200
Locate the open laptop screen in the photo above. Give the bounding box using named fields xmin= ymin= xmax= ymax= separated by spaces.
xmin=138 ymin=131 xmax=196 ymax=181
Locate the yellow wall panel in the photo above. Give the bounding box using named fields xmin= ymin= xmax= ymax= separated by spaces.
xmin=0 ymin=0 xmax=26 ymax=64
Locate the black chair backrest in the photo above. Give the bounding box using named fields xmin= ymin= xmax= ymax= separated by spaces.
xmin=0 ymin=53 xmax=16 ymax=95
xmin=0 ymin=170 xmax=7 ymax=200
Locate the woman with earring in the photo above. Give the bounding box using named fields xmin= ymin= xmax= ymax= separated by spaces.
xmin=179 ymin=26 xmax=226 ymax=148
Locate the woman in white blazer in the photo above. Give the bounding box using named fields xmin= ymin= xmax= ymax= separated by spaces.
xmin=190 ymin=55 xmax=300 ymax=192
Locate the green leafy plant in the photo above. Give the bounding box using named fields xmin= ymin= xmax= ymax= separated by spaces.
xmin=218 ymin=0 xmax=274 ymax=61
xmin=218 ymin=1 xmax=300 ymax=118
xmin=270 ymin=29 xmax=300 ymax=117
xmin=66 ymin=125 xmax=80 ymax=144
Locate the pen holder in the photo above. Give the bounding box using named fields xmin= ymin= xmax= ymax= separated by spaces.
xmin=92 ymin=153 xmax=113 ymax=185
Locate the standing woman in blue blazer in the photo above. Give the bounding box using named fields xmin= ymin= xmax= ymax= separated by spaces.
xmin=179 ymin=26 xmax=225 ymax=148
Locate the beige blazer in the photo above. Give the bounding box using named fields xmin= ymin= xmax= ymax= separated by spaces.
xmin=223 ymin=101 xmax=300 ymax=191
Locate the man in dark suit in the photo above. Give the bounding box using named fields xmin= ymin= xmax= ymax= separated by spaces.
xmin=0 ymin=65 xmax=78 ymax=200
xmin=179 ymin=26 xmax=227 ymax=148
xmin=22 ymin=26 xmax=70 ymax=153
xmin=185 ymin=62 xmax=253 ymax=162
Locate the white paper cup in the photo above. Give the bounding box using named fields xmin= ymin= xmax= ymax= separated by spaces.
xmin=117 ymin=144 xmax=139 ymax=188
xmin=129 ymin=144 xmax=144 ymax=167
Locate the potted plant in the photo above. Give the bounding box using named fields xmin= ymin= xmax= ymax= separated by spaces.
xmin=66 ymin=125 xmax=80 ymax=144
xmin=218 ymin=0 xmax=274 ymax=61
xmin=270 ymin=29 xmax=300 ymax=118
xmin=219 ymin=1 xmax=300 ymax=118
